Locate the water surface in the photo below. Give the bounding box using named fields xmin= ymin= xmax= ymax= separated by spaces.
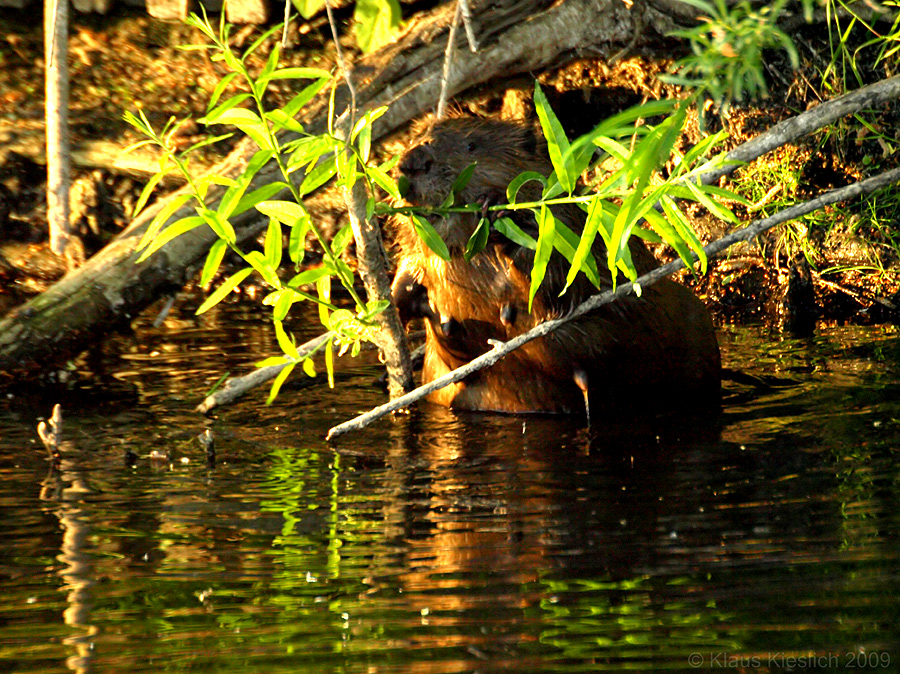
xmin=1 ymin=297 xmax=899 ymax=673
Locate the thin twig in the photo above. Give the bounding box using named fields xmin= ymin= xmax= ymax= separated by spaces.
xmin=281 ymin=0 xmax=291 ymax=48
xmin=705 ymin=74 xmax=900 ymax=185
xmin=436 ymin=2 xmax=463 ymax=120
xmin=324 ymin=0 xmax=357 ymax=130
xmin=811 ymin=270 xmax=899 ymax=313
xmin=196 ymin=332 xmax=333 ymax=413
xmin=326 ymin=166 xmax=900 ymax=441
xmin=459 ymin=0 xmax=479 ymax=52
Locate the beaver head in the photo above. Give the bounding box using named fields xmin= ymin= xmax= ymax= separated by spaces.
xmin=397 ymin=118 xmax=551 ymax=250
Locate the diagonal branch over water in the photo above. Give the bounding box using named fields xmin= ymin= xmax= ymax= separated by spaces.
xmin=326 ymin=75 xmax=900 ymax=439
xmin=326 ymin=164 xmax=900 ymax=441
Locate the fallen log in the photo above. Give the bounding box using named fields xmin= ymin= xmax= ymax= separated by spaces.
xmin=0 ymin=0 xmax=665 ymax=381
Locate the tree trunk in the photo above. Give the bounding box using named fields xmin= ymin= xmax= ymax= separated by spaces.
xmin=0 ymin=0 xmax=669 ymax=379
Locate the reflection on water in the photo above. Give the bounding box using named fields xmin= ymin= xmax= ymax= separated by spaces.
xmin=1 ymin=297 xmax=900 ymax=673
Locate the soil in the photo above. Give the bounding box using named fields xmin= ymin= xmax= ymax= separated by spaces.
xmin=1 ymin=4 xmax=899 ymax=329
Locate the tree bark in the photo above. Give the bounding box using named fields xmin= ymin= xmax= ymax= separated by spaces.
xmin=0 ymin=0 xmax=652 ymax=380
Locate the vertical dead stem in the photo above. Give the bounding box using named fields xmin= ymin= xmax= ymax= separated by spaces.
xmin=44 ymin=0 xmax=72 ymax=258
xmin=343 ymin=179 xmax=415 ymax=398
xmin=325 ymin=0 xmax=414 ymax=398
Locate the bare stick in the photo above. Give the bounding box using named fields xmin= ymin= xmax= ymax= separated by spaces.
xmin=37 ymin=404 xmax=63 ymax=463
xmin=708 ymin=74 xmax=900 ymax=184
xmin=196 ymin=331 xmax=333 ymax=413
xmin=436 ymin=2 xmax=463 ymax=120
xmin=281 ymin=0 xmax=292 ymax=48
xmin=459 ymin=0 xmax=479 ymax=52
xmin=326 ymin=165 xmax=900 ymax=440
xmin=44 ymin=0 xmax=71 ymax=258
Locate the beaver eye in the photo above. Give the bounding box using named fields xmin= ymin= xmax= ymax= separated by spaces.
xmin=466 ymin=141 xmax=476 ymax=152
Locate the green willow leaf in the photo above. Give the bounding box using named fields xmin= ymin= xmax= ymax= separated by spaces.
xmin=274 ymin=319 xmax=300 ymax=360
xmin=268 ymin=66 xmax=333 ymax=81
xmin=367 ymin=164 xmax=400 ymax=200
xmin=506 ymin=171 xmax=546 ymax=203
xmin=411 ymin=214 xmax=450 ymax=261
xmin=256 ymin=355 xmax=289 ymax=368
xmin=647 ymin=202 xmax=703 ymax=273
xmin=200 ymin=209 xmax=236 ymax=244
xmin=331 ymin=223 xmax=355 ymax=256
xmin=464 ymin=217 xmax=490 ymax=262
xmin=256 ymin=200 xmax=308 ymax=227
xmin=354 ymin=0 xmax=401 ymax=53
xmin=179 ymin=133 xmax=234 ymax=157
xmin=244 ymin=250 xmax=280 ymax=287
xmin=218 ymin=149 xmax=274 ymax=218
xmin=534 ymin=83 xmax=574 ymax=193
xmin=300 ymin=158 xmax=338 ymax=195
xmin=282 ymin=79 xmax=330 ymax=119
xmin=265 ymin=109 xmax=305 ymax=134
xmin=493 ymin=216 xmax=536 ymax=250
xmin=234 ymin=182 xmax=289 ymax=217
xmin=132 ymin=171 xmax=166 ymax=221
xmin=137 ymin=192 xmax=192 ymax=251
xmin=685 ymin=180 xmax=739 ymax=223
xmin=529 ymin=205 xmax=556 ymax=310
xmin=136 ymin=214 xmax=204 ymax=262
xmin=450 ymin=162 xmax=478 ymax=196
xmin=565 ymin=197 xmax=604 ymax=292
xmin=242 ymin=22 xmax=282 ymax=61
xmin=565 ymin=99 xmax=677 ymax=169
xmin=359 ymin=124 xmax=372 ymax=163
xmin=201 ymin=239 xmax=228 ymax=287
xmin=274 ymin=289 xmax=300 ymax=322
xmin=288 ymin=212 xmax=311 ymax=266
xmin=301 ymin=358 xmax=316 ymax=378
xmin=293 ymin=0 xmax=325 ymax=19
xmin=207 ymin=72 xmax=238 ymax=113
xmin=254 ymin=41 xmax=281 ymax=94
xmin=203 ymin=93 xmax=252 ymax=123
xmin=210 ymin=108 xmax=271 ymax=150
xmin=196 ymin=267 xmax=253 ymax=315
xmin=324 ymin=336 xmax=335 ymax=388
xmin=266 ymin=361 xmax=297 ymax=405
xmin=552 ymin=220 xmax=602 ymax=289
xmin=264 ymin=217 xmax=282 ymax=268
xmin=289 ymin=266 xmax=332 ymax=288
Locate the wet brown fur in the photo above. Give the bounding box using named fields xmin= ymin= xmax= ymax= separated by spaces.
xmin=392 ymin=117 xmax=721 ymax=415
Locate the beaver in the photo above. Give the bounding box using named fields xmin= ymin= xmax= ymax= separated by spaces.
xmin=391 ymin=116 xmax=721 ymax=415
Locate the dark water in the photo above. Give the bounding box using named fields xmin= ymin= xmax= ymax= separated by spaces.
xmin=2 ymin=295 xmax=900 ymax=673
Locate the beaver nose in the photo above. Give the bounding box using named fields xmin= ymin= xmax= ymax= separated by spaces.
xmin=400 ymin=143 xmax=434 ymax=175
